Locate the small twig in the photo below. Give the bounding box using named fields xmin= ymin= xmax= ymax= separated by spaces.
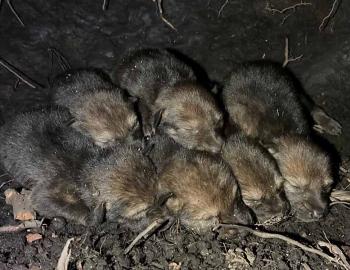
xmin=218 ymin=0 xmax=229 ymax=17
xmin=99 ymin=236 xmax=107 ymax=254
xmin=6 ymin=0 xmax=24 ymax=27
xmin=318 ymin=241 xmax=350 ymax=269
xmin=283 ymin=37 xmax=289 ymax=67
xmin=265 ymin=1 xmax=312 ymax=25
xmin=331 ymin=190 xmax=350 ymax=202
xmin=265 ymin=1 xmax=311 ymax=14
xmin=302 ymin=263 xmax=312 ymax=270
xmin=0 ymin=219 xmax=43 ymax=233
xmin=214 ymin=224 xmax=350 ymax=270
xmin=153 ymin=0 xmax=177 ymax=31
xmin=330 ymin=201 xmax=350 ymax=207
xmin=124 ymin=218 xmax=169 ymax=254
xmin=282 ymin=37 xmax=303 ymax=68
xmin=102 ymin=0 xmax=109 ymax=11
xmin=0 ymin=180 xmax=12 ymax=190
xmin=319 ymin=0 xmax=340 ymax=32
xmin=340 ymin=165 xmax=349 ymax=174
xmin=48 ymin=47 xmax=71 ymax=71
xmin=0 ymin=57 xmax=40 ymax=89
xmin=56 ymin=238 xmax=74 ymax=270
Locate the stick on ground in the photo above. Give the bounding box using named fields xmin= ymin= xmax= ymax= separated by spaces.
xmin=214 ymin=224 xmax=350 ymax=270
xmin=282 ymin=37 xmax=303 ymax=68
xmin=153 ymin=0 xmax=177 ymax=31
xmin=0 ymin=219 xmax=42 ymax=233
xmin=48 ymin=47 xmax=71 ymax=71
xmin=331 ymin=190 xmax=350 ymax=202
xmin=0 ymin=57 xmax=41 ymax=88
xmin=56 ymin=238 xmax=74 ymax=270
xmin=6 ymin=0 xmax=25 ymax=27
xmin=102 ymin=0 xmax=109 ymax=11
xmin=319 ymin=0 xmax=340 ymax=32
xmin=124 ymin=218 xmax=169 ymax=254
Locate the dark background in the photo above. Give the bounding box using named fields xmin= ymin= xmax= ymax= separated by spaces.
xmin=0 ymin=0 xmax=349 ymax=269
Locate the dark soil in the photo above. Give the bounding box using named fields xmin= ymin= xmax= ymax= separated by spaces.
xmin=0 ymin=0 xmax=349 ymax=269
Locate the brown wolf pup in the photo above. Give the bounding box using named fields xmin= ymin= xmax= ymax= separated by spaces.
xmin=221 ymin=134 xmax=289 ymax=223
xmin=114 ymin=49 xmax=224 ymax=153
xmin=157 ymin=148 xmax=253 ymax=233
xmin=52 ymin=69 xmax=139 ymax=148
xmin=222 ymin=62 xmax=334 ymax=222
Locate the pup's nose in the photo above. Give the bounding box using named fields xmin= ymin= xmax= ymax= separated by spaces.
xmin=211 ymin=136 xmax=224 ymax=153
xmin=312 ymin=209 xmax=324 ymax=219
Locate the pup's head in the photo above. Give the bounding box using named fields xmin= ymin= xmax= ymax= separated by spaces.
xmin=221 ymin=136 xmax=289 ymax=223
xmin=158 ymin=150 xmax=253 ymax=234
xmin=267 ymin=135 xmax=333 ymax=222
xmin=89 ymin=145 xmax=159 ymax=226
xmin=72 ymin=91 xmax=139 ymax=148
xmin=155 ymin=82 xmax=224 ymax=153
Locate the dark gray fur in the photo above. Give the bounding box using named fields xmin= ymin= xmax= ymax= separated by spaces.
xmin=223 ymin=62 xmax=310 ymax=142
xmin=31 ymin=144 xmax=170 ymax=228
xmin=114 ymin=49 xmax=196 ymax=106
xmin=0 ymin=108 xmax=96 ymax=188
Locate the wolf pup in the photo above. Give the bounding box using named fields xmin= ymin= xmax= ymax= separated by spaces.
xmin=0 ymin=108 xmax=95 ymax=188
xmin=157 ymin=148 xmax=253 ymax=233
xmin=52 ymin=69 xmax=139 ymax=148
xmin=114 ymin=49 xmax=224 ymax=153
xmin=223 ymin=62 xmax=333 ymax=222
xmin=221 ymin=134 xmax=289 ymax=223
xmin=31 ymin=143 xmax=172 ymax=228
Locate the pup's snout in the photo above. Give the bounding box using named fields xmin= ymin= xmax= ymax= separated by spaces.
xmin=234 ymin=200 xmax=255 ymax=225
xmin=209 ymin=134 xmax=224 ymax=154
xmin=312 ymin=209 xmax=324 ymax=219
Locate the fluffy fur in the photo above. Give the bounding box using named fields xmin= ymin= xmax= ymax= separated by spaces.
xmin=269 ymin=135 xmax=333 ymax=222
xmin=223 ymin=62 xmax=309 ymax=141
xmin=114 ymin=49 xmax=224 ymax=153
xmin=0 ymin=108 xmax=95 ymax=188
xmin=157 ymin=148 xmax=253 ymax=233
xmin=221 ymin=134 xmax=289 ymax=222
xmin=52 ymin=69 xmax=139 ymax=148
xmin=223 ymin=62 xmax=333 ymax=222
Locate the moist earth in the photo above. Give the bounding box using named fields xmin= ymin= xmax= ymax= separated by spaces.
xmin=0 ymin=0 xmax=349 ymax=269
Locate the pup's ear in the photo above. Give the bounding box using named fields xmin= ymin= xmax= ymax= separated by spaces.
xmin=128 ymin=96 xmax=138 ymax=103
xmin=211 ymin=84 xmax=219 ymax=95
xmin=209 ymin=81 xmax=222 ymax=95
xmin=152 ymin=109 xmax=164 ymax=129
xmin=261 ymin=139 xmax=279 ymax=157
xmin=155 ymin=192 xmax=175 ymax=207
xmin=64 ymin=116 xmax=76 ymax=127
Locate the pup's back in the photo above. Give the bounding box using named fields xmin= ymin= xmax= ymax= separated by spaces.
xmin=30 ymin=143 xmax=169 ymax=228
xmin=0 ymin=108 xmax=93 ymax=188
xmin=223 ymin=62 xmax=309 ymax=141
xmin=114 ymin=49 xmax=196 ymax=105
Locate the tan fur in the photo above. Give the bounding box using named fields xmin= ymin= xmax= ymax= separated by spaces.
xmin=271 ymin=135 xmax=333 ymax=221
xmin=158 ymin=149 xmax=252 ymax=232
xmin=155 ymin=82 xmax=224 ymax=153
xmin=73 ymin=91 xmax=137 ymax=147
xmin=83 ymin=147 xmax=160 ymax=223
xmin=221 ymin=135 xmax=287 ymax=222
xmin=273 ymin=136 xmax=332 ymax=188
xmin=225 ymin=96 xmax=266 ymax=138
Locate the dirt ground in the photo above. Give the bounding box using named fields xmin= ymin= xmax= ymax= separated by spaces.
xmin=0 ymin=0 xmax=349 ymax=269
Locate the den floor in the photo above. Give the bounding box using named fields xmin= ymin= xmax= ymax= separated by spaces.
xmin=0 ymin=0 xmax=349 ymax=269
